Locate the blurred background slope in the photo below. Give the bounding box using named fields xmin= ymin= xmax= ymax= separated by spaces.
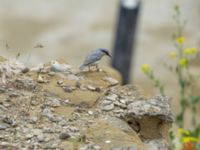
xmin=0 ymin=0 xmax=199 ymax=110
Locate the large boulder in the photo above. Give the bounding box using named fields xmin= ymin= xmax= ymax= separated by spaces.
xmin=0 ymin=57 xmax=173 ymax=150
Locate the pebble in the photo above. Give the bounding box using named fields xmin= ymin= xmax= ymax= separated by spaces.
xmin=102 ymin=100 xmax=113 ymax=105
xmin=44 ymin=142 xmax=58 ymax=149
xmin=2 ymin=117 xmax=14 ymax=125
xmin=57 ymin=80 xmax=64 ymax=86
xmin=113 ymin=109 xmax=124 ymax=114
xmin=37 ymin=75 xmax=46 ymax=83
xmin=59 ymin=120 xmax=68 ymax=126
xmin=33 ymin=129 xmax=42 ymax=136
xmin=119 ymin=99 xmax=126 ymax=104
xmin=25 ymin=133 xmax=34 ymax=139
xmin=63 ymin=85 xmax=75 ymax=93
xmin=112 ymin=146 xmax=137 ymax=150
xmin=68 ymin=126 xmax=79 ymax=132
xmin=102 ymin=104 xmax=114 ymax=111
xmin=61 ymin=99 xmax=70 ymax=105
xmin=87 ymin=85 xmax=96 ymax=91
xmin=0 ymin=105 xmax=7 ymax=111
xmin=21 ymin=67 xmax=29 ymax=73
xmin=103 ymin=77 xmax=119 ymax=86
xmin=0 ymin=87 xmax=6 ymax=93
xmin=59 ymin=132 xmax=71 ymax=140
xmin=45 ymin=98 xmax=61 ymax=107
xmin=114 ymin=101 xmax=127 ymax=109
xmin=49 ymin=116 xmax=63 ymax=122
xmin=105 ymin=140 xmax=111 ymax=144
xmin=88 ymin=110 xmax=93 ymax=115
xmin=106 ymin=94 xmax=118 ymax=101
xmin=29 ymin=116 xmax=38 ymax=124
xmin=37 ymin=134 xmax=45 ymax=142
xmin=51 ymin=62 xmax=64 ymax=72
xmin=42 ymin=108 xmax=52 ymax=117
xmin=0 ymin=123 xmax=8 ymax=130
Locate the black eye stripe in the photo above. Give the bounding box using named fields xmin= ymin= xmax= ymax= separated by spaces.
xmin=101 ymin=49 xmax=109 ymax=55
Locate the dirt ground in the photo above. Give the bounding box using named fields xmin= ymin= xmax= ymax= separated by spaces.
xmin=0 ymin=0 xmax=200 ymax=128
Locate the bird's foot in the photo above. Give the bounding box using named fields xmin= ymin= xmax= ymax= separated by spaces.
xmin=95 ymin=65 xmax=101 ymax=72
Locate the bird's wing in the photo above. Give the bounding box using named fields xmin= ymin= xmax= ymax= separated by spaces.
xmin=82 ymin=51 xmax=102 ymax=66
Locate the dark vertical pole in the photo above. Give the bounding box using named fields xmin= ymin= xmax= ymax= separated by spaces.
xmin=111 ymin=0 xmax=140 ymax=84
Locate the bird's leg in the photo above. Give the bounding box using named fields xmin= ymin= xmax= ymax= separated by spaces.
xmin=88 ymin=66 xmax=91 ymax=72
xmin=95 ymin=64 xmax=100 ymax=72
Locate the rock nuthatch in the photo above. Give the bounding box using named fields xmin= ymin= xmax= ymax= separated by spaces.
xmin=79 ymin=48 xmax=111 ymax=71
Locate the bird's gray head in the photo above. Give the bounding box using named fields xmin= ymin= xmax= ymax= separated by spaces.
xmin=99 ymin=48 xmax=111 ymax=57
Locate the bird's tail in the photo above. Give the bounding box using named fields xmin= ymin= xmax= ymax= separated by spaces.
xmin=79 ymin=64 xmax=85 ymax=70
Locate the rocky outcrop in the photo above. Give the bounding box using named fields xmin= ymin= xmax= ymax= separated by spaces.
xmin=0 ymin=57 xmax=173 ymax=150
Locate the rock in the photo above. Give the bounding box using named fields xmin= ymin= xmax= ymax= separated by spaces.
xmin=28 ymin=116 xmax=38 ymax=124
xmin=58 ymin=119 xmax=68 ymax=126
xmin=112 ymin=146 xmax=138 ymax=150
xmin=102 ymin=100 xmax=113 ymax=105
xmin=37 ymin=134 xmax=45 ymax=142
xmin=106 ymin=94 xmax=118 ymax=101
xmin=25 ymin=133 xmax=34 ymax=139
xmin=87 ymin=85 xmax=96 ymax=91
xmin=21 ymin=67 xmax=29 ymax=73
xmin=42 ymin=108 xmax=52 ymax=118
xmin=102 ymin=104 xmax=114 ymax=111
xmin=119 ymin=99 xmax=126 ymax=104
xmin=59 ymin=132 xmax=71 ymax=140
xmin=105 ymin=140 xmax=111 ymax=144
xmin=103 ymin=77 xmax=119 ymax=86
xmin=37 ymin=75 xmax=47 ymax=83
xmin=32 ymin=129 xmax=42 ymax=136
xmin=0 ymin=105 xmax=7 ymax=112
xmin=79 ymin=143 xmax=101 ymax=150
xmin=0 ymin=123 xmax=8 ymax=130
xmin=44 ymin=141 xmax=58 ymax=149
xmin=51 ymin=60 xmax=71 ymax=72
xmin=0 ymin=87 xmax=7 ymax=93
xmin=145 ymin=139 xmax=169 ymax=150
xmin=125 ymin=95 xmax=173 ymax=141
xmin=88 ymin=110 xmax=94 ymax=115
xmin=113 ymin=109 xmax=124 ymax=114
xmin=57 ymin=80 xmax=64 ymax=86
xmin=0 ymin=58 xmax=173 ymax=150
xmin=127 ymin=96 xmax=173 ymax=121
xmin=105 ymin=116 xmax=134 ymax=134
xmin=63 ymin=85 xmax=76 ymax=93
xmin=49 ymin=115 xmax=63 ymax=122
xmin=2 ymin=116 xmax=17 ymax=127
xmin=45 ymin=98 xmax=61 ymax=107
xmin=68 ymin=126 xmax=79 ymax=132
xmin=114 ymin=101 xmax=127 ymax=109
xmin=61 ymin=99 xmax=70 ymax=105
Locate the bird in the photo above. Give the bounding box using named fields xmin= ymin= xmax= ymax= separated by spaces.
xmin=79 ymin=48 xmax=111 ymax=71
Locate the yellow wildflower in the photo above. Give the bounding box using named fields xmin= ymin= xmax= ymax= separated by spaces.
xmin=184 ymin=48 xmax=192 ymax=55
xmin=176 ymin=37 xmax=185 ymax=44
xmin=179 ymin=58 xmax=188 ymax=67
xmin=191 ymin=47 xmax=198 ymax=53
xmin=184 ymin=47 xmax=198 ymax=55
xmin=168 ymin=51 xmax=177 ymax=58
xmin=178 ymin=128 xmax=190 ymax=136
xmin=182 ymin=137 xmax=199 ymax=143
xmin=141 ymin=64 xmax=151 ymax=74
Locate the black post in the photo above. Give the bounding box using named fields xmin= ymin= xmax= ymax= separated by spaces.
xmin=111 ymin=0 xmax=140 ymax=84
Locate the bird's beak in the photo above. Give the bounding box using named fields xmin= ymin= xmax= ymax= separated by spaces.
xmin=108 ymin=53 xmax=111 ymax=58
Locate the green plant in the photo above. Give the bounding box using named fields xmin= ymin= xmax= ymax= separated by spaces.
xmin=141 ymin=5 xmax=200 ymax=149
